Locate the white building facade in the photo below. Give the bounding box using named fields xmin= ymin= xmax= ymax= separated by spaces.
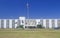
xmin=0 ymin=17 xmax=60 ymax=29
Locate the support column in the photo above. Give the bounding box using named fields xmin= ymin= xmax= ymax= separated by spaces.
xmin=55 ymin=19 xmax=58 ymax=28
xmin=15 ymin=19 xmax=18 ymax=28
xmin=9 ymin=19 xmax=12 ymax=28
xmin=43 ymin=19 xmax=46 ymax=28
xmin=4 ymin=19 xmax=6 ymax=28
xmin=49 ymin=19 xmax=52 ymax=29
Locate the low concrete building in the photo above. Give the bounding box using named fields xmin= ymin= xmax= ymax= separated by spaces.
xmin=0 ymin=17 xmax=60 ymax=29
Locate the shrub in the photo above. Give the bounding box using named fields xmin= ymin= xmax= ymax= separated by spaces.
xmin=37 ymin=24 xmax=43 ymax=28
xmin=16 ymin=25 xmax=24 ymax=28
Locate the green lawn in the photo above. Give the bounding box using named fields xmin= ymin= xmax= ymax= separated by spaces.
xmin=0 ymin=29 xmax=60 ymax=38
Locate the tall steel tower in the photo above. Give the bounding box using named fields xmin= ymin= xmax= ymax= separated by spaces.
xmin=26 ymin=1 xmax=29 ymax=19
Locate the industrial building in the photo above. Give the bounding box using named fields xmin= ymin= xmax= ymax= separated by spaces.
xmin=0 ymin=16 xmax=60 ymax=29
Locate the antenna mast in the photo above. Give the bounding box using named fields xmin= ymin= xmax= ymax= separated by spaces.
xmin=26 ymin=1 xmax=29 ymax=19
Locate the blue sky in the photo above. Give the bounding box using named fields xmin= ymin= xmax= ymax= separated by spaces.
xmin=0 ymin=0 xmax=60 ymax=19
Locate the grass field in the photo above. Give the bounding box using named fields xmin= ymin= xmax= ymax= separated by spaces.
xmin=0 ymin=29 xmax=60 ymax=38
